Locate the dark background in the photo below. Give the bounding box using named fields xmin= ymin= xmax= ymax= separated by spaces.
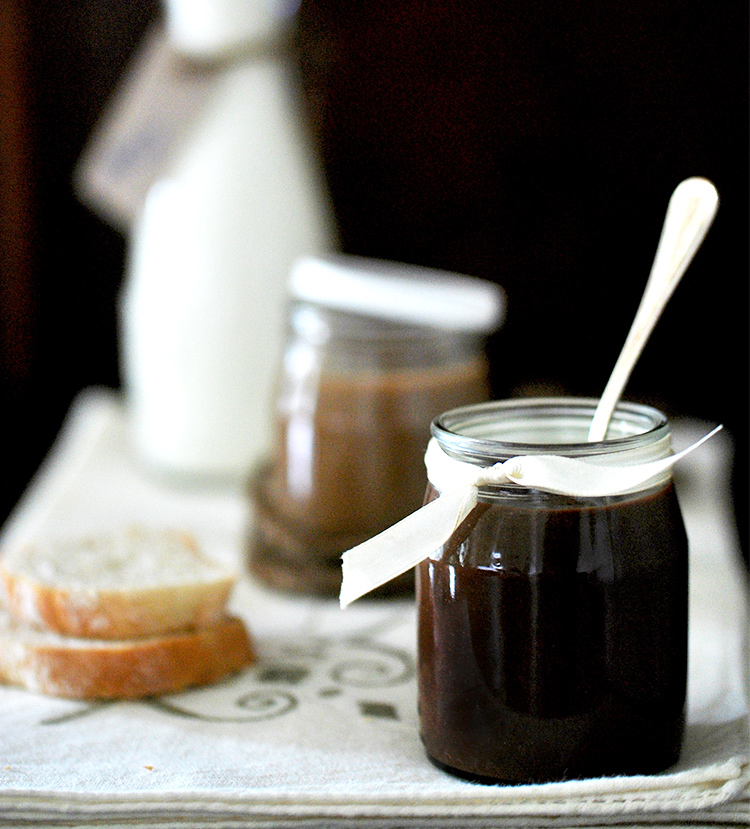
xmin=1 ymin=1 xmax=747 ymax=561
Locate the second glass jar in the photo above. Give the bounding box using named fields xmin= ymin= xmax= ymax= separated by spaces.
xmin=248 ymin=255 xmax=505 ymax=595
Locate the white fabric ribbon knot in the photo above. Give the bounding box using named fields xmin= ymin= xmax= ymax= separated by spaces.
xmin=339 ymin=425 xmax=722 ymax=608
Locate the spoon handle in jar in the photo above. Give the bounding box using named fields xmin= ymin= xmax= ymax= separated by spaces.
xmin=588 ymin=177 xmax=719 ymax=442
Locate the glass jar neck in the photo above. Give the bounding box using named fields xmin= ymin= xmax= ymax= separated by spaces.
xmin=289 ymin=301 xmax=484 ymax=371
xmin=432 ymin=398 xmax=673 ymax=470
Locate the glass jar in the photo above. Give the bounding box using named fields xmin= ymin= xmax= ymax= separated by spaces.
xmin=417 ymin=398 xmax=688 ymax=784
xmin=249 ymin=255 xmax=505 ymax=595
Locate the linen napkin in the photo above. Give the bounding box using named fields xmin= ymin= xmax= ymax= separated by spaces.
xmin=0 ymin=388 xmax=746 ymax=828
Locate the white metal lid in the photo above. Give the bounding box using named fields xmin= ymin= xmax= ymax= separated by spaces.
xmin=288 ymin=255 xmax=505 ymax=333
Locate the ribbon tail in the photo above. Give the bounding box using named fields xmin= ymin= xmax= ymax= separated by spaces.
xmin=339 ymin=484 xmax=477 ymax=608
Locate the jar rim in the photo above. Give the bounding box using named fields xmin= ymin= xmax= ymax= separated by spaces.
xmin=431 ymin=397 xmax=670 ymax=463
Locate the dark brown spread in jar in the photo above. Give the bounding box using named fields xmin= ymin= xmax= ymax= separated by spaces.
xmin=417 ymin=480 xmax=688 ymax=783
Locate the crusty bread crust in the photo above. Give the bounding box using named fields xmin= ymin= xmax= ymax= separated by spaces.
xmin=0 ymin=529 xmax=236 ymax=639
xmin=0 ymin=610 xmax=255 ymax=699
xmin=0 ymin=570 xmax=234 ymax=640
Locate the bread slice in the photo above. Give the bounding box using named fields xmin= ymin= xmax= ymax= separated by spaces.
xmin=0 ymin=602 xmax=255 ymax=699
xmin=0 ymin=527 xmax=237 ymax=640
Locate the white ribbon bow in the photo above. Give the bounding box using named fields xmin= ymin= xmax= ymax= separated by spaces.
xmin=339 ymin=425 xmax=722 ymax=608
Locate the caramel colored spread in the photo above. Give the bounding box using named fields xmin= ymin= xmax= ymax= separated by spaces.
xmin=250 ymin=356 xmax=489 ymax=595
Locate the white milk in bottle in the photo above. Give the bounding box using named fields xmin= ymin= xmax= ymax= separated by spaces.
xmin=120 ymin=0 xmax=336 ymax=481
